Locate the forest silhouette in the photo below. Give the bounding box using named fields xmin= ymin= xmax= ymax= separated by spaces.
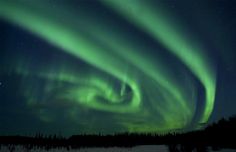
xmin=0 ymin=116 xmax=236 ymax=152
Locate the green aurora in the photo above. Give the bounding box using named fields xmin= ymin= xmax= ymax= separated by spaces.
xmin=0 ymin=0 xmax=216 ymax=134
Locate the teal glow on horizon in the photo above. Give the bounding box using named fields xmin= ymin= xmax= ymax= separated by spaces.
xmin=0 ymin=0 xmax=216 ymax=134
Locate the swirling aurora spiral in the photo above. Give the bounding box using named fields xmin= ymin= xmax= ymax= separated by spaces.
xmin=0 ymin=0 xmax=216 ymax=133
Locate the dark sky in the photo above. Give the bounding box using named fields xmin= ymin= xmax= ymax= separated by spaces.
xmin=0 ymin=0 xmax=236 ymax=136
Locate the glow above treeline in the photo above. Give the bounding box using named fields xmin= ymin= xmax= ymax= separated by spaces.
xmin=0 ymin=0 xmax=216 ymax=134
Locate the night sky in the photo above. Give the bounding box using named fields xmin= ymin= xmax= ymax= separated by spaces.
xmin=0 ymin=0 xmax=236 ymax=136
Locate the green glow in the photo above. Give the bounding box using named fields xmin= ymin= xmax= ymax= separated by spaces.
xmin=101 ymin=0 xmax=216 ymax=123
xmin=0 ymin=0 xmax=216 ymax=133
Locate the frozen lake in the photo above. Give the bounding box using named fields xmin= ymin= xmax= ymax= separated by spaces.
xmin=0 ymin=145 xmax=235 ymax=152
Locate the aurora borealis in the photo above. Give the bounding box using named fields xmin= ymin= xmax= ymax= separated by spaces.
xmin=0 ymin=0 xmax=236 ymax=136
